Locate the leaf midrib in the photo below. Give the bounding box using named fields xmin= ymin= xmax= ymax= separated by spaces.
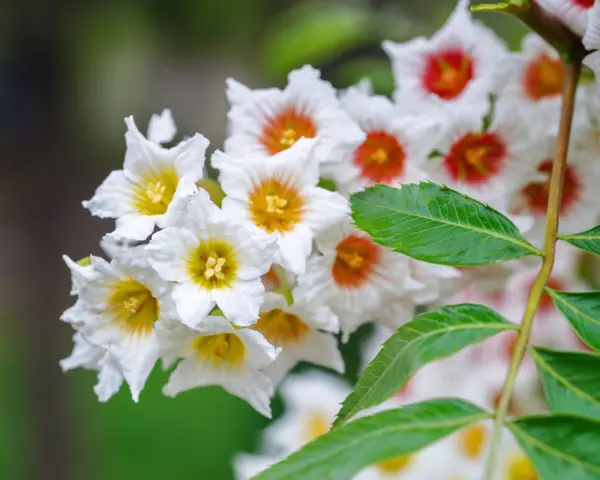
xmin=508 ymin=423 xmax=600 ymax=474
xmin=530 ymin=349 xmax=600 ymax=409
xmin=337 ymin=321 xmax=516 ymax=424
xmin=260 ymin=412 xmax=491 ymax=479
xmin=353 ymin=195 xmax=541 ymax=255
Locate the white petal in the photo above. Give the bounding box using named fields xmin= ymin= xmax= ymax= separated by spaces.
xmin=82 ymin=170 xmax=134 ymax=219
xmin=276 ymin=225 xmax=313 ymax=275
xmin=146 ymin=227 xmax=198 ymax=282
xmin=213 ymin=280 xmax=264 ymax=327
xmin=172 ymin=282 xmax=215 ymax=328
xmin=94 ymin=354 xmax=124 ymax=402
xmin=111 ymin=213 xmax=157 ymax=241
xmin=236 ymin=329 xmax=279 ymax=370
xmin=147 ymin=109 xmax=177 ymax=144
xmin=172 ymin=133 xmax=209 ymax=182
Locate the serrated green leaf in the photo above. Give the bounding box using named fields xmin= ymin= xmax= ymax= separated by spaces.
xmin=255 ymin=399 xmax=490 ymax=480
xmin=334 ymin=304 xmax=516 ymax=426
xmin=546 ymin=289 xmax=600 ymax=352
xmin=530 ymin=347 xmax=600 ymax=421
xmin=508 ymin=415 xmax=600 ymax=480
xmin=350 ymin=183 xmax=542 ymax=266
xmin=560 ymin=226 xmax=600 ymax=256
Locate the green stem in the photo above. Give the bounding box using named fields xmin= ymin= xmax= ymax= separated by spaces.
xmin=483 ymin=58 xmax=582 ymax=479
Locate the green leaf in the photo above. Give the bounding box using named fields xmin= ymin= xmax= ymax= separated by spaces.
xmin=560 ymin=226 xmax=600 ymax=256
xmin=350 ymin=183 xmax=542 ymax=266
xmin=545 ymin=289 xmax=600 ymax=351
xmin=530 ymin=347 xmax=600 ymax=421
xmin=334 ymin=304 xmax=516 ymax=426
xmin=255 ymin=399 xmax=490 ymax=480
xmin=508 ymin=415 xmax=600 ymax=480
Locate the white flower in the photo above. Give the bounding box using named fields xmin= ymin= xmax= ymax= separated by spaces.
xmin=537 ymin=0 xmax=595 ymax=36
xmin=69 ymin=246 xmax=172 ymax=402
xmin=159 ymin=315 xmax=278 ymax=418
xmin=147 ymin=108 xmax=177 ymax=145
xmin=63 ymin=254 xmax=97 ymax=296
xmin=225 ymin=65 xmax=364 ymax=164
xmin=215 ymin=139 xmax=349 ymax=275
xmin=327 ymin=81 xmax=440 ymax=195
xmin=255 ymin=292 xmax=344 ymax=386
xmin=496 ymin=34 xmax=568 ymax=129
xmin=383 ymin=0 xmax=507 ymax=111
xmin=294 ymin=220 xmax=422 ymax=340
xmin=423 ymin=97 xmax=541 ymax=211
xmin=146 ymin=188 xmax=278 ymax=327
xmin=234 ymin=453 xmax=282 ymax=480
xmin=510 ymin=132 xmax=600 ymax=240
xmin=261 ymin=370 xmax=350 ymax=453
xmin=83 ymin=113 xmax=209 ymax=240
xmin=60 ymin=332 xmax=124 ymax=402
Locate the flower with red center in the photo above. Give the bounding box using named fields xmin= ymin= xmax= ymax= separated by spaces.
xmin=424 ymin=99 xmax=539 ymax=211
xmin=295 ymin=221 xmax=424 ymax=339
xmin=511 ymin=136 xmax=600 ymax=238
xmin=224 ymin=65 xmax=364 ymax=165
xmin=383 ymin=0 xmax=507 ymax=110
xmin=328 ymin=81 xmax=438 ymax=195
xmin=423 ymin=49 xmax=474 ymax=100
xmin=215 ymin=138 xmax=349 ymax=275
xmin=536 ymin=0 xmax=595 ymax=35
xmin=255 ymin=293 xmax=343 ymax=387
xmin=444 ymin=131 xmax=507 ymax=185
xmin=522 ymin=52 xmax=564 ymax=101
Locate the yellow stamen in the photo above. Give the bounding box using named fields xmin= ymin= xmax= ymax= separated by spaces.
xmin=145 ymin=182 xmax=167 ymax=204
xmin=280 ymin=128 xmax=298 ymax=147
xmin=266 ymin=195 xmax=288 ymax=215
xmin=194 ymin=333 xmax=246 ymax=369
xmin=369 ymin=147 xmax=389 ymax=165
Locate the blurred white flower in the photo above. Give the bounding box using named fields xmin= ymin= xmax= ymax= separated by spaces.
xmin=536 ymin=0 xmax=594 ymax=36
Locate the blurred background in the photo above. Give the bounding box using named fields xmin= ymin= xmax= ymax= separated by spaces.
xmin=0 ymin=1 xmax=526 ymax=478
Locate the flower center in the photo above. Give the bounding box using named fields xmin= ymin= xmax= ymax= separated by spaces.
xmin=193 ymin=333 xmax=246 ymax=369
xmin=304 ymin=411 xmax=330 ymax=442
xmin=133 ymin=167 xmax=179 ymax=215
xmin=573 ymin=0 xmax=594 ymax=8
xmin=248 ymin=177 xmax=305 ymax=233
xmin=377 ymin=455 xmax=413 ymax=474
xmin=254 ymin=308 xmax=310 ymax=346
xmin=423 ymin=49 xmax=474 ymax=100
xmin=523 ymin=53 xmax=564 ymax=101
xmin=507 ymin=455 xmax=538 ymax=480
xmin=353 ymin=131 xmax=406 ymax=184
xmin=332 ymin=234 xmax=380 ymax=288
xmin=109 ymin=279 xmax=159 ymax=337
xmin=444 ymin=132 xmax=506 ymax=185
xmin=520 ymin=159 xmax=580 ymax=214
xmin=188 ymin=239 xmax=238 ymax=289
xmin=458 ymin=424 xmax=488 ymax=459
xmin=259 ymin=107 xmax=317 ymax=155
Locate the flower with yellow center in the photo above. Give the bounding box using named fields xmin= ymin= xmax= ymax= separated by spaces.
xmin=254 ymin=293 xmax=343 ymax=387
xmin=224 ymin=65 xmax=364 ymax=163
xmin=216 ymin=138 xmax=349 ymax=275
xmin=506 ymin=454 xmax=538 ymax=480
xmin=147 ymin=188 xmax=278 ymax=328
xmin=67 ymin=246 xmax=170 ymax=402
xmin=84 ymin=112 xmax=209 ymax=240
xmin=161 ymin=316 xmax=278 ymax=418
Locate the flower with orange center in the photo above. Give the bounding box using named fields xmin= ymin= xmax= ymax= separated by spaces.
xmin=332 ymin=234 xmax=381 ymax=288
xmin=423 ymin=49 xmax=474 ymax=100
xmin=444 ymin=131 xmax=507 ymax=185
xmin=256 ymin=293 xmax=343 ymax=387
xmin=217 ymin=138 xmax=349 ymax=275
xmin=83 ymin=113 xmax=209 ymax=241
xmin=522 ymin=52 xmax=564 ymax=101
xmin=259 ymin=108 xmax=317 ymax=155
xmin=70 ymin=247 xmax=170 ymax=402
xmin=520 ymin=159 xmax=581 ymax=215
xmin=161 ymin=316 xmax=279 ymax=418
xmin=296 ymin=221 xmax=417 ymax=339
xmin=224 ymin=65 xmax=364 ymax=162
xmin=353 ymin=131 xmax=406 ymax=184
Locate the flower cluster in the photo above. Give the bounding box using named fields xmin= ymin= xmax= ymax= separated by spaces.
xmin=61 ymin=0 xmax=600 ymax=477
